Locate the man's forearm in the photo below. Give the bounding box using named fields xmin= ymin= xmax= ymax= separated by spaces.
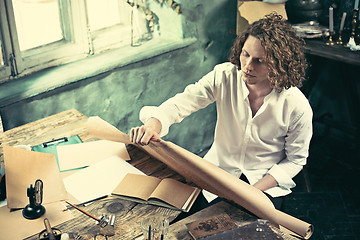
xmin=253 ymin=174 xmax=278 ymax=192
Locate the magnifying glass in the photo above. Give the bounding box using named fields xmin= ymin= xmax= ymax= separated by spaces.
xmin=94 ymin=234 xmax=108 ymax=240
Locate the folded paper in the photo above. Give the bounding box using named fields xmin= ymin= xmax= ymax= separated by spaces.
xmin=57 ymin=139 xmax=130 ymax=171
xmin=63 ymin=155 xmax=144 ymax=203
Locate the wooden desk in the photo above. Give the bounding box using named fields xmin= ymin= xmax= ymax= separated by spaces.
xmin=0 ymin=109 xmax=185 ymax=240
xmin=168 ymin=201 xmax=298 ymax=240
xmin=0 ymin=109 xmax=301 ymax=240
xmin=302 ymin=38 xmax=360 ymax=129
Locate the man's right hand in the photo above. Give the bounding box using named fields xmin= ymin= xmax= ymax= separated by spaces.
xmin=129 ymin=118 xmax=162 ymax=145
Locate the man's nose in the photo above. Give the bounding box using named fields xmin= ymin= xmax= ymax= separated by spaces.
xmin=245 ymin=59 xmax=254 ymax=71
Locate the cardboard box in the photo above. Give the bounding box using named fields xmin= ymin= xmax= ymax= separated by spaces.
xmin=236 ymin=0 xmax=287 ymax=35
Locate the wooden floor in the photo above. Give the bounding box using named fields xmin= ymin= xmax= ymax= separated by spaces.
xmin=191 ymin=117 xmax=360 ymax=240
xmin=282 ymin=120 xmax=360 ymax=240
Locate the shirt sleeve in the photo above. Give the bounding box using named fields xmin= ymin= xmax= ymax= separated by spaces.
xmin=267 ymin=105 xmax=313 ymax=189
xmin=139 ymin=69 xmax=217 ymax=137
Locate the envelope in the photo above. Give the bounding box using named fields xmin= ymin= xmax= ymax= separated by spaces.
xmin=4 ymin=146 xmax=68 ymax=209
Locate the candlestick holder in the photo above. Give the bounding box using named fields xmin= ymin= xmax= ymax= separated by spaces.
xmin=356 ymin=19 xmax=360 ymax=44
xmin=347 ymin=9 xmax=359 ymax=45
xmin=326 ymin=31 xmax=335 ymax=45
xmin=336 ymin=30 xmax=344 ymax=45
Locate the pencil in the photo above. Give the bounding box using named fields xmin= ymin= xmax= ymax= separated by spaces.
xmin=65 ymin=200 xmax=101 ymax=222
xmin=62 ymin=196 xmax=107 ymax=211
xmin=160 ymin=231 xmax=164 ymax=240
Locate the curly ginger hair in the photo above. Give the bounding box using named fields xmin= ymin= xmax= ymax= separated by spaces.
xmin=230 ymin=13 xmax=307 ymax=92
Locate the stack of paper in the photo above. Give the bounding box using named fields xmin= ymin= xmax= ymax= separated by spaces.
xmin=0 ymin=139 xmax=135 ymax=239
xmin=63 ymin=155 xmax=145 ymax=204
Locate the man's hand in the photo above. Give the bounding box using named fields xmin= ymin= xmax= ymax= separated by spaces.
xmin=129 ymin=118 xmax=162 ymax=145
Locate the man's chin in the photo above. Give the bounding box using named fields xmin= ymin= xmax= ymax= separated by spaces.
xmin=243 ymin=77 xmax=256 ymax=85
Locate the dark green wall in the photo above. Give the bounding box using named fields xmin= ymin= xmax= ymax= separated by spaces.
xmin=0 ymin=0 xmax=237 ymax=153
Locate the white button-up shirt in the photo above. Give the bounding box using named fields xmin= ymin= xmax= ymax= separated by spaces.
xmin=140 ymin=62 xmax=313 ymax=199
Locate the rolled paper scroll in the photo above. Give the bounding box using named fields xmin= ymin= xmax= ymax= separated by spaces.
xmin=85 ymin=117 xmax=314 ymax=239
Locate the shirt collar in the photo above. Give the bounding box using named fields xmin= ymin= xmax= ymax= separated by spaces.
xmin=264 ymin=88 xmax=276 ymax=102
xmin=239 ymin=70 xmax=249 ymax=100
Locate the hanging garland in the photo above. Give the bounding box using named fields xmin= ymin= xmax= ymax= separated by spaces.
xmin=153 ymin=0 xmax=182 ymax=14
xmin=126 ymin=0 xmax=156 ymax=32
xmin=126 ymin=0 xmax=182 ymax=33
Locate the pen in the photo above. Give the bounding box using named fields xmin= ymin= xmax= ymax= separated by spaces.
xmin=148 ymin=225 xmax=151 ymax=240
xmin=125 ymin=202 xmax=138 ymax=215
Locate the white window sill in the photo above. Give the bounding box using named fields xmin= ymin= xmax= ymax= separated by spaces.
xmin=0 ymin=37 xmax=196 ymax=108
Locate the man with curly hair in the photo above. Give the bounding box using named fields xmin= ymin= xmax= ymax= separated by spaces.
xmin=130 ymin=13 xmax=312 ymax=212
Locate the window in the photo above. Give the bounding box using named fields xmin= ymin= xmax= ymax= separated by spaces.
xmin=12 ymin=0 xmax=63 ymax=51
xmin=0 ymin=0 xmax=150 ymax=82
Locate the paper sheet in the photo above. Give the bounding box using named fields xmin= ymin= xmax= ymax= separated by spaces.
xmin=0 ymin=199 xmax=7 ymax=208
xmin=238 ymin=1 xmax=287 ymax=24
xmin=63 ymin=155 xmax=145 ymax=203
xmin=3 ymin=146 xmax=68 ymax=209
xmin=57 ymin=140 xmax=130 ymax=171
xmin=0 ymin=202 xmax=73 ymax=240
xmin=85 ymin=116 xmax=314 ymax=239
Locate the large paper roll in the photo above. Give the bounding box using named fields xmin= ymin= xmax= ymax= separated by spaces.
xmin=85 ymin=117 xmax=314 ymax=239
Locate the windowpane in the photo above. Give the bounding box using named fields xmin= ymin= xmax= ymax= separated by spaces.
xmin=86 ymin=0 xmax=123 ymax=31
xmin=12 ymin=0 xmax=63 ymax=51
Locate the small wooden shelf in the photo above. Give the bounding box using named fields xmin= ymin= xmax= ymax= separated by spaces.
xmin=304 ymin=39 xmax=360 ymax=66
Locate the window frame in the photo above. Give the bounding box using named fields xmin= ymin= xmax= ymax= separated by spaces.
xmin=84 ymin=0 xmax=134 ymax=54
xmin=0 ymin=0 xmax=12 ymax=81
xmin=0 ymin=0 xmax=144 ymax=82
xmin=4 ymin=0 xmax=89 ymax=78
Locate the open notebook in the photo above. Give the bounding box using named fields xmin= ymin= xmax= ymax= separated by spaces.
xmin=112 ymin=173 xmax=200 ymax=212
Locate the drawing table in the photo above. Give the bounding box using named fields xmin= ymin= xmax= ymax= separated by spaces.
xmin=0 ymin=109 xmax=297 ymax=239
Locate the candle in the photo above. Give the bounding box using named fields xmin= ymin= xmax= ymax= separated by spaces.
xmin=340 ymin=12 xmax=347 ymax=31
xmin=355 ymin=0 xmax=359 ymax=9
xmin=329 ymin=7 xmax=334 ymax=32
